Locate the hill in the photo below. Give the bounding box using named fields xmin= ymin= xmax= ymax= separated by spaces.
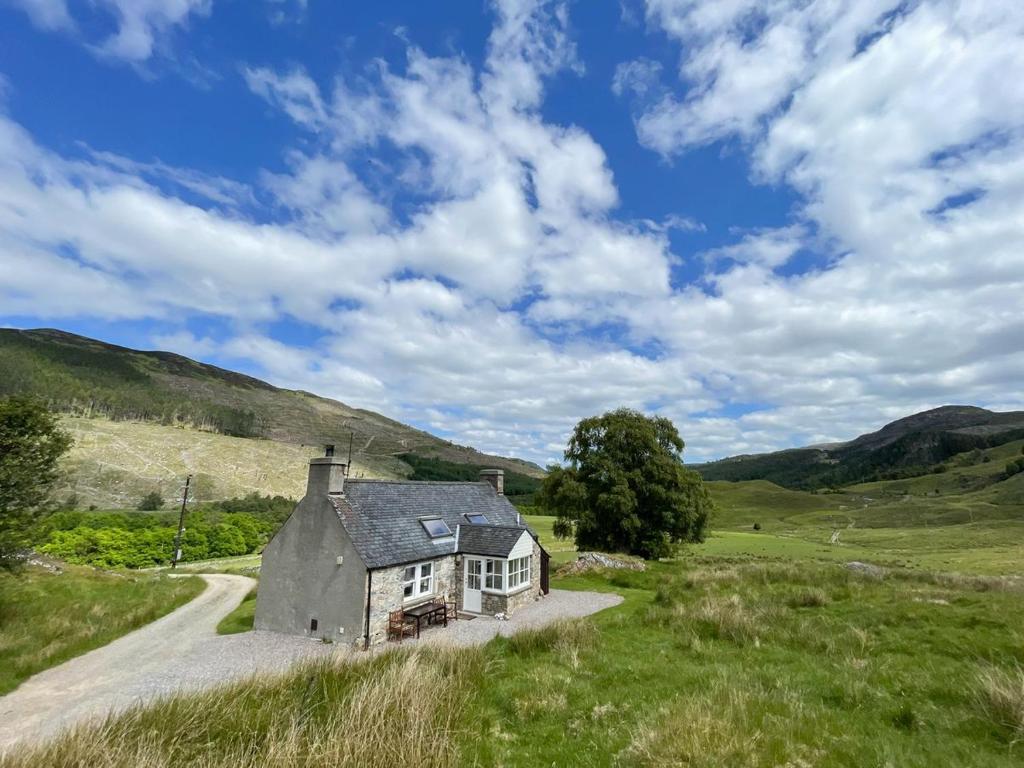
xmin=701 ymin=436 xmax=1024 ymax=574
xmin=697 ymin=405 xmax=1024 ymax=490
xmin=0 ymin=328 xmax=543 ymax=507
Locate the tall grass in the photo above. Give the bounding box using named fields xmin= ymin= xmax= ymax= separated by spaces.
xmin=2 ymin=646 xmax=486 ymax=768
xmin=505 ymin=618 xmax=597 ymax=663
xmin=977 ymin=666 xmax=1024 ymax=743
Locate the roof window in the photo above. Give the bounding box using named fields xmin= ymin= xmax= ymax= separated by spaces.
xmin=464 ymin=513 xmax=489 ymax=525
xmin=420 ymin=518 xmax=452 ymax=538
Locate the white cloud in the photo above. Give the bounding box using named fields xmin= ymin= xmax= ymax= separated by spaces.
xmin=6 ymin=0 xmax=211 ymax=62
xmin=244 ymin=66 xmax=327 ymax=128
xmin=5 ymin=0 xmax=72 ymax=30
xmin=94 ymin=0 xmax=211 ymax=62
xmin=2 ymin=0 xmax=1024 ymax=466
xmin=607 ymin=0 xmax=1024 ymax=452
xmin=0 ymin=0 xmax=714 ymax=465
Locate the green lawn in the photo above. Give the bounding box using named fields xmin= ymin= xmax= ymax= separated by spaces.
xmin=0 ymin=566 xmax=204 ymax=694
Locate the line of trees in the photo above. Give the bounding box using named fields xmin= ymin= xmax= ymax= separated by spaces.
xmin=36 ymin=508 xmax=276 ymax=569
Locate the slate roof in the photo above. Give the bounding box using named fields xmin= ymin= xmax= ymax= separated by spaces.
xmin=457 ymin=524 xmax=531 ymax=558
xmin=329 ymin=480 xmax=533 ymax=569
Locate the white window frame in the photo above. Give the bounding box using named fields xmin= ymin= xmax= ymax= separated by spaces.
xmin=483 ymin=558 xmax=503 ymax=592
xmin=507 ymin=555 xmax=532 ymax=592
xmin=481 ymin=555 xmax=533 ymax=595
xmin=402 ymin=561 xmax=435 ymax=602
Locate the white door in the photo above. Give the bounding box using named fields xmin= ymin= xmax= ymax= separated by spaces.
xmin=463 ymin=557 xmax=482 ymax=613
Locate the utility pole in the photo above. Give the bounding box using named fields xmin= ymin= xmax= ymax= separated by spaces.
xmin=171 ymin=474 xmax=192 ymax=570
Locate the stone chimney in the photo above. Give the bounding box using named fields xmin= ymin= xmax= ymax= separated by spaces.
xmin=307 ymin=445 xmax=347 ymax=497
xmin=479 ymin=469 xmax=504 ymax=495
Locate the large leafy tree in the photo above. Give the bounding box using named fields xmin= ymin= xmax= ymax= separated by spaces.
xmin=538 ymin=408 xmax=711 ymax=559
xmin=0 ymin=396 xmax=72 ymax=568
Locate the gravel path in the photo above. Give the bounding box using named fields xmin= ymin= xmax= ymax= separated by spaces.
xmin=0 ymin=579 xmax=620 ymax=752
xmin=413 ymin=589 xmax=623 ymax=647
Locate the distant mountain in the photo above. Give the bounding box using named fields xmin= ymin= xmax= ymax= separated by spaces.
xmin=696 ymin=406 xmax=1024 ymax=490
xmin=0 ymin=328 xmax=543 ymax=482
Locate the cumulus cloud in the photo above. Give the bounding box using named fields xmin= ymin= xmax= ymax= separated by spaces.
xmin=0 ymin=0 xmax=715 ymax=464
xmin=2 ymin=0 xmax=1023 ymax=466
xmin=609 ymin=0 xmax=1024 ymax=452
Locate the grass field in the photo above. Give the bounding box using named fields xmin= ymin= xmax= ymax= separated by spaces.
xmin=0 ymin=566 xmax=203 ymax=695
xmin=702 ymin=439 xmax=1024 ymax=576
xmin=7 ymin=560 xmax=1024 ymax=767
xmin=216 ymin=587 xmax=257 ymax=635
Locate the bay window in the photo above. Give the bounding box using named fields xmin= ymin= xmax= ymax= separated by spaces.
xmin=480 ymin=555 xmax=532 ymax=594
xmin=508 ymin=556 xmax=531 ymax=590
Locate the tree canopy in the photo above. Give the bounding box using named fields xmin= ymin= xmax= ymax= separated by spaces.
xmin=0 ymin=396 xmax=72 ymax=567
xmin=537 ymin=408 xmax=711 ymax=559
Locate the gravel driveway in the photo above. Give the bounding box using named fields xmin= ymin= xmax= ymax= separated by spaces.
xmin=0 ymin=574 xmax=332 ymax=752
xmin=0 ymin=577 xmax=621 ymax=752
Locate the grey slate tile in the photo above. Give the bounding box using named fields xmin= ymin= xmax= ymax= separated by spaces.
xmin=329 ymin=480 xmax=534 ymax=569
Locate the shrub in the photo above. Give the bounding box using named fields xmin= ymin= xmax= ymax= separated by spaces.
xmin=1003 ymin=458 xmax=1024 ymax=480
xmin=136 ymin=492 xmax=164 ymax=511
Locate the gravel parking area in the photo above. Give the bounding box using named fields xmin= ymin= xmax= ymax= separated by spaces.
xmin=0 ymin=577 xmax=620 ymax=752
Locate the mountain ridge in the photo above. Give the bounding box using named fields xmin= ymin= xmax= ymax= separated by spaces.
xmin=0 ymin=327 xmax=544 ymax=481
xmin=696 ymin=405 xmax=1024 ymax=490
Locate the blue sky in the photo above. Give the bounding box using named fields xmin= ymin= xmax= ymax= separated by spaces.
xmin=1 ymin=0 xmax=1022 ymax=465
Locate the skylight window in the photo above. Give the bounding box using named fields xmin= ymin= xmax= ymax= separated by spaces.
xmin=420 ymin=518 xmax=452 ymax=538
xmin=464 ymin=513 xmax=488 ymax=524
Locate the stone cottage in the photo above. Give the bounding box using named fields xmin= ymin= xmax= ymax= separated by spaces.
xmin=255 ymin=451 xmax=550 ymax=647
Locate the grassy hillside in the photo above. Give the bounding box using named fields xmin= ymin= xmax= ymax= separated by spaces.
xmin=698 ymin=405 xmax=1024 ymax=489
xmin=0 ymin=328 xmax=542 ymax=483
xmin=0 ymin=566 xmax=203 ymax=694
xmin=703 ymin=439 xmax=1024 ymax=574
xmin=53 ymin=416 xmax=397 ymax=508
xmin=51 ymin=416 xmax=545 ymax=509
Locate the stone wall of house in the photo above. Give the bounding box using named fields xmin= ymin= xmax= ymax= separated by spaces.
xmin=365 ymin=555 xmax=458 ymax=646
xmin=480 ymin=591 xmax=508 ymax=615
